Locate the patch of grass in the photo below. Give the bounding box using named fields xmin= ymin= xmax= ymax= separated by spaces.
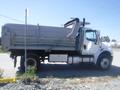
xmin=16 ymin=66 xmax=38 ymax=84
xmin=26 ymin=66 xmax=37 ymax=76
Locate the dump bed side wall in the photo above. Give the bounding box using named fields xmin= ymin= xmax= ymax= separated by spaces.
xmin=2 ymin=24 xmax=76 ymax=51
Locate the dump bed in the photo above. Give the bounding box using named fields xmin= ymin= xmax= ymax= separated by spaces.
xmin=2 ymin=24 xmax=77 ymax=51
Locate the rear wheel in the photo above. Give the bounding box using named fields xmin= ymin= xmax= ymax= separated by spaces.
xmin=97 ymin=54 xmax=112 ymax=70
xmin=26 ymin=57 xmax=37 ymax=70
xmin=20 ymin=55 xmax=40 ymax=72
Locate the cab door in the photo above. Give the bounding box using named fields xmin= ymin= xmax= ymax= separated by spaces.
xmin=82 ymin=30 xmax=100 ymax=55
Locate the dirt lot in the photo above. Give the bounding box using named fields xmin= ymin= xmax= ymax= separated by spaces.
xmin=0 ymin=49 xmax=120 ymax=90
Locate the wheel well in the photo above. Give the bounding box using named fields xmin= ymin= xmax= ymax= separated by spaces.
xmin=100 ymin=51 xmax=111 ymax=57
xmin=97 ymin=51 xmax=112 ymax=61
xmin=27 ymin=53 xmax=39 ymax=58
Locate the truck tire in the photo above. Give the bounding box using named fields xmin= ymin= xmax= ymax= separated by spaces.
xmin=20 ymin=55 xmax=40 ymax=72
xmin=97 ymin=54 xmax=112 ymax=70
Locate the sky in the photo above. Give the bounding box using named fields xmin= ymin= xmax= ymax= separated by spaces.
xmin=0 ymin=0 xmax=120 ymax=41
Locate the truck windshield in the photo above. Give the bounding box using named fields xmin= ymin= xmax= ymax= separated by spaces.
xmin=86 ymin=30 xmax=97 ymax=42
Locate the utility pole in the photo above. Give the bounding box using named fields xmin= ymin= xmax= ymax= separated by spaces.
xmin=24 ymin=8 xmax=28 ymax=73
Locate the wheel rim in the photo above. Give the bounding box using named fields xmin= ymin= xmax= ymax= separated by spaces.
xmin=25 ymin=58 xmax=37 ymax=69
xmin=100 ymin=58 xmax=110 ymax=69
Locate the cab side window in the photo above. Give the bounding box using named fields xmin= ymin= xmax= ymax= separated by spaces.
xmin=86 ymin=30 xmax=97 ymax=42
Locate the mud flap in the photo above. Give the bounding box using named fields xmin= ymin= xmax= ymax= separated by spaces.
xmin=14 ymin=56 xmax=17 ymax=68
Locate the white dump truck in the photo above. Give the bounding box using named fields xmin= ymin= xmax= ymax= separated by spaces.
xmin=1 ymin=18 xmax=113 ymax=71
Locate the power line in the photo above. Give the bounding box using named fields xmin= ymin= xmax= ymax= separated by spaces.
xmin=0 ymin=14 xmax=24 ymax=23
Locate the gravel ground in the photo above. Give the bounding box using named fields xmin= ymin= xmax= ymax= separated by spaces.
xmin=0 ymin=49 xmax=120 ymax=90
xmin=1 ymin=76 xmax=120 ymax=90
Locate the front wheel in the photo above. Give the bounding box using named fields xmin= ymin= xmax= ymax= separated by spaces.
xmin=97 ymin=54 xmax=112 ymax=70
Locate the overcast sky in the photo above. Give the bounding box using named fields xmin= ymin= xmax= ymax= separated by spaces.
xmin=0 ymin=0 xmax=120 ymax=41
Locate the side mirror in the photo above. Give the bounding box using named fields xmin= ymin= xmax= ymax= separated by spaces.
xmin=95 ymin=31 xmax=100 ymax=45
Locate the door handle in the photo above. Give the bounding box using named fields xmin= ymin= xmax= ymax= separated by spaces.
xmin=84 ymin=45 xmax=87 ymax=49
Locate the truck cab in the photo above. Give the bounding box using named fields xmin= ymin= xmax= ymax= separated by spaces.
xmin=82 ymin=28 xmax=112 ymax=69
xmin=63 ymin=18 xmax=112 ymax=70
